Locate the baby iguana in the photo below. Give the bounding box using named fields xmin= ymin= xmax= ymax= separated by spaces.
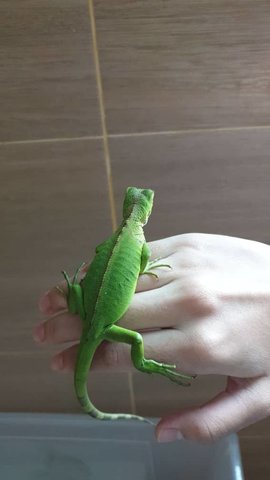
xmin=62 ymin=187 xmax=193 ymax=422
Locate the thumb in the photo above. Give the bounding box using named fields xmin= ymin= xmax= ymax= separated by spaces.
xmin=156 ymin=375 xmax=270 ymax=443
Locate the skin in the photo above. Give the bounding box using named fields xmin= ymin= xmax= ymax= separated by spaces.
xmin=33 ymin=232 xmax=270 ymax=443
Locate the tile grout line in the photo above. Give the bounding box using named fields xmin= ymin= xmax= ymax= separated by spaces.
xmin=3 ymin=124 xmax=270 ymax=146
xmin=88 ymin=0 xmax=117 ymax=231
xmin=0 ymin=135 xmax=103 ymax=146
xmin=109 ymin=124 xmax=270 ymax=137
xmin=87 ymin=0 xmax=136 ymax=416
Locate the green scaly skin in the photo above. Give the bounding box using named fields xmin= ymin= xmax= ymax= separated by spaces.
xmin=62 ymin=187 xmax=193 ymax=423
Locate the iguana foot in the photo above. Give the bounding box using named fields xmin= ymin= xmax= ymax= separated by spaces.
xmin=73 ymin=262 xmax=87 ymax=283
xmin=141 ymin=359 xmax=194 ymax=386
xmin=61 ymin=270 xmax=71 ymax=287
xmin=61 ymin=261 xmax=86 ymax=288
xmin=143 ymin=257 xmax=172 ymax=279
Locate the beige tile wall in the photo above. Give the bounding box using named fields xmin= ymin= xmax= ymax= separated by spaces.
xmin=1 ymin=1 xmax=270 ymax=478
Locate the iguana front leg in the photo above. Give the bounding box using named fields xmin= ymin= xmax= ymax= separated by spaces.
xmin=140 ymin=243 xmax=172 ymax=278
xmin=104 ymin=325 xmax=193 ymax=386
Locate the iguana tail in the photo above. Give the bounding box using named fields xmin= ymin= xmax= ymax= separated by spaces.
xmin=74 ymin=338 xmax=153 ymax=424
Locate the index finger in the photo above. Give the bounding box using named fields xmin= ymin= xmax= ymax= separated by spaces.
xmin=39 ymin=285 xmax=67 ymax=315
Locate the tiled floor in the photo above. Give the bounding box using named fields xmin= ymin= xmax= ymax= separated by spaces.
xmin=1 ymin=1 xmax=270 ymax=478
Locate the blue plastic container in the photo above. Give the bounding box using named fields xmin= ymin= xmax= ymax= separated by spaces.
xmin=0 ymin=413 xmax=244 ymax=479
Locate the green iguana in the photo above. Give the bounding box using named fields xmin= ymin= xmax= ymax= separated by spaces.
xmin=62 ymin=187 xmax=193 ymax=422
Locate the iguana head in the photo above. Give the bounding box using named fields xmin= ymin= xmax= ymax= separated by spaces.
xmin=123 ymin=187 xmax=154 ymax=225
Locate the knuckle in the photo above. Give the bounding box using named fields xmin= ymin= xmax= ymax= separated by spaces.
xmin=180 ymin=281 xmax=218 ymax=317
xmin=188 ymin=327 xmax=225 ymax=366
xmin=180 ymin=233 xmax=202 ymax=247
xmin=185 ymin=417 xmax=223 ymax=443
xmin=245 ymin=378 xmax=270 ymax=417
xmin=259 ymin=394 xmax=270 ymax=417
xmin=45 ymin=320 xmax=57 ymax=342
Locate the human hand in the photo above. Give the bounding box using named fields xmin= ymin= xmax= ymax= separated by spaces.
xmin=33 ymin=233 xmax=270 ymax=443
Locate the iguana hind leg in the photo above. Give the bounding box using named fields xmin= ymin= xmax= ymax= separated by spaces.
xmin=104 ymin=324 xmax=193 ymax=386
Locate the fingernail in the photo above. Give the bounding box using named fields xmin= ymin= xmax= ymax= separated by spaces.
xmin=157 ymin=429 xmax=183 ymax=443
xmin=33 ymin=323 xmax=45 ymax=343
xmin=51 ymin=355 xmax=63 ymax=371
xmin=39 ymin=291 xmax=51 ymax=314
